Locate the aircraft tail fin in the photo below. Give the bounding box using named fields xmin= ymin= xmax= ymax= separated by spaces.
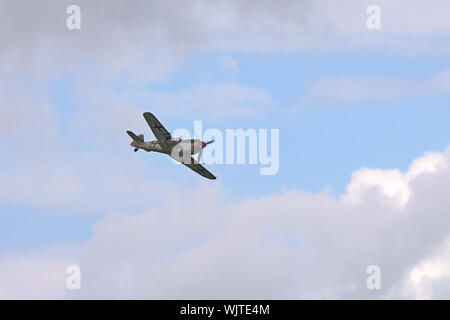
xmin=127 ymin=131 xmax=144 ymax=142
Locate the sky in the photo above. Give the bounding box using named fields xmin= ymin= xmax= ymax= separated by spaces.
xmin=0 ymin=0 xmax=450 ymax=299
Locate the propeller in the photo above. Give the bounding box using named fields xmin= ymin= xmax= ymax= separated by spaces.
xmin=134 ymin=147 xmax=139 ymax=152
xmin=197 ymin=139 xmax=215 ymax=163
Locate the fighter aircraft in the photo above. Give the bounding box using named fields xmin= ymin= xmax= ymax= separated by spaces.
xmin=127 ymin=112 xmax=216 ymax=180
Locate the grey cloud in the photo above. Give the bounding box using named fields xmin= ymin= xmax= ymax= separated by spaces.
xmin=2 ymin=0 xmax=450 ymax=83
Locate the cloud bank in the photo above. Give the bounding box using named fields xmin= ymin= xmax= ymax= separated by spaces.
xmin=57 ymin=146 xmax=449 ymax=299
xmin=1 ymin=0 xmax=450 ymax=300
xmin=2 ymin=0 xmax=450 ymax=83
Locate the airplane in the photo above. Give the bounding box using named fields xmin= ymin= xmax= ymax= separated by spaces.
xmin=126 ymin=112 xmax=216 ymax=180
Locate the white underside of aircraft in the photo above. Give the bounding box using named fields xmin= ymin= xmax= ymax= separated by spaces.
xmin=127 ymin=112 xmax=216 ymax=180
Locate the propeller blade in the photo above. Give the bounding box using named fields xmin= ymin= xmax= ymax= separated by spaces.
xmin=205 ymin=139 xmax=215 ymax=145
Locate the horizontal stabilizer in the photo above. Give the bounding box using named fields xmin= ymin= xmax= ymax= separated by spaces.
xmin=127 ymin=131 xmax=144 ymax=142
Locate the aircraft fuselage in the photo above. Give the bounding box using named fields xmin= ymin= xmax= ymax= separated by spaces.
xmin=131 ymin=138 xmax=205 ymax=156
xmin=127 ymin=112 xmax=216 ymax=179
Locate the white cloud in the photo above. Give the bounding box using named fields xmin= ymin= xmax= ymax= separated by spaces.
xmin=303 ymin=69 xmax=450 ymax=105
xmin=389 ymin=238 xmax=450 ymax=299
xmin=342 ymin=151 xmax=448 ymax=208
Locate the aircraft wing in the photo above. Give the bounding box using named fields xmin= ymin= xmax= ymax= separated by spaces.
xmin=182 ymin=157 xmax=216 ymax=180
xmin=143 ymin=112 xmax=173 ymax=148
